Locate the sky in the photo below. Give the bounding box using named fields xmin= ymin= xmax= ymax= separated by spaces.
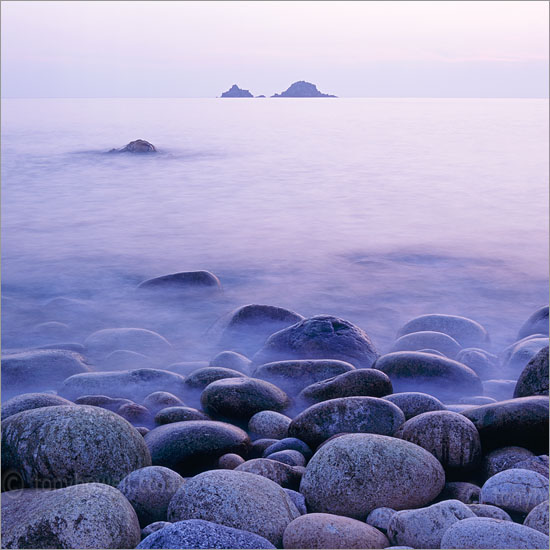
xmin=1 ymin=0 xmax=548 ymax=98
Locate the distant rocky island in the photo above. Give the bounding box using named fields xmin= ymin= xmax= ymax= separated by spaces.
xmin=220 ymin=85 xmax=253 ymax=98
xmin=272 ymin=81 xmax=336 ymax=98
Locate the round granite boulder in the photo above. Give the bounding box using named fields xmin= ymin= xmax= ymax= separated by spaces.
xmin=262 ymin=438 xmax=313 ymax=460
xmin=514 ymin=346 xmax=549 ymax=398
xmin=74 ymin=394 xmax=133 ymax=411
xmin=144 ymin=420 xmax=250 ymax=476
xmin=456 ymin=348 xmax=499 ymax=380
xmin=283 ymin=513 xmax=389 ymax=549
xmin=468 ymin=504 xmax=512 ymax=521
xmin=512 ymin=455 xmax=550 ymax=477
xmin=374 ymin=352 xmax=483 ymax=401
xmin=504 ymin=337 xmax=549 ymax=375
xmin=154 ymin=406 xmax=210 ymax=425
xmin=167 ymin=469 xmax=300 ymax=546
xmin=142 ymin=392 xmax=185 ymax=414
xmin=382 ymin=392 xmax=446 ymax=420
xmin=252 ymin=315 xmax=379 ymax=368
xmin=390 ymin=331 xmax=462 ymax=358
xmin=289 ymin=397 xmax=405 ymax=448
xmin=201 ymin=377 xmax=290 ymax=420
xmin=235 ymin=458 xmax=302 ymax=489
xmin=84 ymin=328 xmax=172 ymax=359
xmin=210 ymin=350 xmax=252 ymax=373
xmin=524 ymin=501 xmax=549 ymax=535
xmin=184 ymin=366 xmax=247 ymax=390
xmin=1 ymin=483 xmax=141 ymax=549
xmin=366 ymin=507 xmax=396 ymax=534
xmin=138 ymin=270 xmax=221 ymax=292
xmin=1 ymin=392 xmax=73 ymax=419
xmin=299 ymin=433 xmax=445 ymax=518
xmin=518 ymin=306 xmax=549 ymax=339
xmin=482 ymin=446 xmax=535 ymax=479
xmin=2 ymin=405 xmax=151 ymax=488
xmin=248 ymin=410 xmax=292 ymax=439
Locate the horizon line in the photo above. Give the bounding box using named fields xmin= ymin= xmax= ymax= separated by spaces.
xmin=2 ymin=96 xmax=549 ymax=100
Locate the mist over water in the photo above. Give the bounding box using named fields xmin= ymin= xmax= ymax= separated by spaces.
xmin=2 ymin=98 xmax=548 ymax=360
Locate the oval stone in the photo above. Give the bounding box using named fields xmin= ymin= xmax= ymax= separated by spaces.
xmin=390 ymin=331 xmax=462 ymax=358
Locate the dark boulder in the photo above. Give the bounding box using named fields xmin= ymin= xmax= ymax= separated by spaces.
xmin=514 ymin=346 xmax=549 ymax=397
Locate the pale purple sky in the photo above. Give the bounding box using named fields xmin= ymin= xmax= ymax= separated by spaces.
xmin=2 ymin=0 xmax=548 ymax=97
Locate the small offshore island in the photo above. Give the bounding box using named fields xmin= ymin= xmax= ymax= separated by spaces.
xmin=220 ymin=81 xmax=337 ymax=98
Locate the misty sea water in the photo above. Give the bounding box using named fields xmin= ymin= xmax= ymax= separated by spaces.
xmin=1 ymin=97 xmax=548 ymax=357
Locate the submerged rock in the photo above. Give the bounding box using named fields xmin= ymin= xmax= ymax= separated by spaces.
xmin=272 ymin=81 xmax=337 ymax=97
xmin=111 ymin=139 xmax=157 ymax=153
xmin=138 ymin=270 xmax=221 ymax=292
xmin=221 ymin=84 xmax=254 ymax=98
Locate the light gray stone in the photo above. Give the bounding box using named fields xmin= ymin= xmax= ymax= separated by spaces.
xmin=366 ymin=507 xmax=396 ymax=534
xmin=524 ymin=500 xmax=549 ymax=535
xmin=482 ymin=446 xmax=535 ymax=479
xmin=210 ymin=350 xmax=252 ymax=374
xmin=391 ymin=330 xmax=462 ymax=358
xmin=1 ymin=392 xmax=73 ymax=419
xmin=518 ymin=306 xmax=549 ymax=339
xmin=382 ymin=391 xmax=446 ymax=420
xmin=468 ymin=504 xmax=512 ymax=521
xmin=235 ymin=458 xmax=302 ymax=489
xmin=248 ymin=410 xmax=291 ymax=439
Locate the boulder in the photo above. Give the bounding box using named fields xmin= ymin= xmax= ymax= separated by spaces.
xmin=117 ymin=466 xmax=185 ymax=527
xmin=299 ymin=433 xmax=445 ymax=518
xmin=482 ymin=446 xmax=535 ymax=479
xmin=167 ymin=469 xmax=300 ymax=546
xmin=440 ymin=517 xmax=549 ymax=549
xmin=524 ymin=500 xmax=549 ymax=535
xmin=154 ymin=406 xmax=210 ymax=425
xmin=201 ymin=377 xmax=290 ymax=420
xmin=396 ymin=314 xmax=489 ymax=348
xmin=289 ymin=397 xmax=405 ymax=448
xmin=366 ymin=507 xmax=396 ymax=534
xmin=144 ymin=420 xmax=250 ymax=476
xmin=210 ymin=350 xmax=252 ymax=373
xmin=184 ymin=366 xmax=247 ymax=390
xmin=482 ymin=379 xmax=516 ymax=401
xmin=283 ymin=513 xmax=389 ymax=549
xmin=248 ymin=410 xmax=292 ymax=439
xmin=514 ymin=346 xmax=549 ymax=397
xmin=117 ymin=403 xmax=154 ymax=426
xmin=284 ymin=489 xmax=307 ymax=515
xmin=298 ymin=369 xmax=393 ymax=405
xmin=504 ymin=337 xmax=549 ymax=375
xmin=253 ymin=315 xmax=379 ymax=368
xmin=480 ymin=468 xmax=549 ymax=515
xmin=142 ymin=391 xmax=185 ymax=414
xmin=387 ymin=499 xmax=475 ymax=548
xmin=137 ymin=519 xmax=275 ymax=549
xmin=468 ymin=504 xmax=512 ymax=521
xmin=382 ymin=391 xmax=446 ymax=420
xmin=115 ymin=139 xmax=157 ymax=153
xmin=1 ymin=392 xmax=73 ymax=419
xmin=266 ymin=450 xmax=306 ymax=467
xmin=374 ymin=351 xmax=483 ymax=401
xmin=518 ymin=306 xmax=549 ymax=339
xmin=2 ymin=405 xmax=151 ymax=488
xmin=456 ymin=348 xmax=499 ymax=379
xmin=390 ymin=331 xmax=462 ymax=358
xmin=512 ymin=455 xmax=550 ymax=477
xmin=221 ymin=84 xmax=254 ymax=98
xmin=141 ymin=522 xmax=171 ymax=538
xmin=262 ymin=438 xmax=313 ymax=460
xmin=439 ymin=482 xmax=481 ymax=504
xmin=74 ymin=394 xmax=133 ymax=411
xmin=218 ymin=453 xmax=245 ymax=469
xmin=235 ymin=458 xmax=302 ymax=489
xmin=138 ymin=270 xmax=221 ymax=292
xmin=400 ymin=410 xmax=482 ymax=471
xmin=1 ymin=483 xmax=141 ymax=549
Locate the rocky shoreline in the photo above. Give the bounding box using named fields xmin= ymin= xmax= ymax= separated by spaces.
xmin=1 ymin=270 xmax=548 ymax=549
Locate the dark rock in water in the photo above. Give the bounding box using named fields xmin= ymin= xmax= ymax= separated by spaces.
xmin=1 ymin=483 xmax=141 ymax=549
xmin=138 ymin=270 xmax=221 ymax=293
xmin=216 ymin=303 xmax=304 ymax=356
xmin=262 ymin=437 xmax=313 ymax=460
xmin=456 ymin=348 xmax=499 ymax=380
xmin=1 ymin=349 xmax=92 ymax=399
xmin=438 ymin=482 xmax=481 ymax=504
xmin=390 ymin=330 xmax=462 ymax=358
xmin=512 ymin=455 xmax=549 ymax=477
xmin=440 ymin=517 xmax=549 ymax=549
xmin=235 ymin=458 xmax=302 ymax=489
xmin=59 ymin=368 xmax=187 ymax=401
xmin=2 ymin=405 xmax=151 ymax=488
xmin=137 ymin=519 xmax=275 ymax=549
xmin=251 ymin=438 xmax=280 ymax=458
xmin=111 ymin=139 xmax=157 ymax=153
xmin=142 ymin=391 xmax=185 ymax=414
xmin=382 ymin=391 xmax=446 ymax=420
xmin=298 ymin=368 xmax=393 ymax=405
xmin=374 ymin=351 xmax=483 ymax=401
xmin=1 ymin=392 xmax=73 ymax=419
xmin=514 ymin=346 xmax=549 ymax=397
xmin=289 ymin=396 xmax=405 ymax=448
xmin=154 ymin=406 xmax=210 ymax=425
xmin=210 ymin=350 xmax=252 ymax=373
xmin=518 ymin=305 xmax=549 ymax=339
xmin=144 ymin=420 xmax=250 ymax=476
xmin=253 ymin=315 xmax=379 ymax=368
xmin=283 ymin=512 xmax=389 ymax=549
xmin=248 ymin=410 xmax=292 ymax=439
xmin=396 ymin=314 xmax=489 ymax=348
xmin=74 ymin=394 xmax=134 ymax=411
xmin=167 ymin=470 xmax=300 ymax=546
xmin=253 ymin=359 xmax=355 ymax=395
xmin=272 ymin=81 xmax=337 ymax=97
xmin=482 ymin=446 xmax=535 ymax=479
xmin=399 ymin=410 xmax=482 ymax=472
xmin=221 ymin=84 xmax=254 ymax=98
xmin=201 ymin=377 xmax=290 ymax=420
xmin=462 ymin=396 xmax=549 ymax=454
xmin=468 ymin=503 xmax=512 ymax=521
xmin=524 ymin=500 xmax=549 ymax=536
xmin=184 ymin=366 xmax=247 ymax=390
xmin=117 ymin=466 xmax=185 ymax=527
xmin=299 ymin=433 xmax=445 ymax=518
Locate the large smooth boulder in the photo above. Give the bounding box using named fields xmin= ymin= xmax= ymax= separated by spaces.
xmin=144 ymin=420 xmax=250 ymax=476
xmin=390 ymin=331 xmax=462 ymax=358
xmin=253 ymin=359 xmax=355 ymax=395
xmin=137 ymin=519 xmax=275 ymax=549
xmin=1 ymin=349 xmax=92 ymax=398
xmin=59 ymin=368 xmax=187 ymax=401
xmin=397 ymin=314 xmax=489 ymax=348
xmin=117 ymin=466 xmax=185 ymax=527
xmin=482 ymin=446 xmax=534 ymax=479
xmin=382 ymin=392 xmax=446 ymax=420
xmin=387 ymin=500 xmax=475 ymax=549
xmin=2 ymin=405 xmax=151 ymax=488
xmin=468 ymin=504 xmax=512 ymax=521
xmin=167 ymin=469 xmax=300 ymax=546
xmin=1 ymin=483 xmax=141 ymax=549
xmin=154 ymin=406 xmax=210 ymax=425
xmin=480 ymin=469 xmax=549 ymax=515
xmin=1 ymin=392 xmax=73 ymax=419
xmin=524 ymin=501 xmax=549 ymax=535
xmin=512 ymin=455 xmax=550 ymax=477
xmin=504 ymin=337 xmax=549 ymax=375
xmin=184 ymin=366 xmax=247 ymax=390
xmin=462 ymin=396 xmax=549 ymax=454
xmin=248 ymin=410 xmax=292 ymax=439
xmin=235 ymin=458 xmax=302 ymax=489
xmin=518 ymin=306 xmax=549 ymax=339
xmin=514 ymin=346 xmax=549 ymax=397
xmin=138 ymin=270 xmax=221 ymax=292
xmin=142 ymin=391 xmax=185 ymax=414
xmin=440 ymin=517 xmax=549 ymax=549
xmin=298 ymin=368 xmax=393 ymax=404
xmin=374 ymin=352 xmax=483 ymax=401
xmin=210 ymin=350 xmax=252 ymax=373
xmin=115 ymin=139 xmax=157 ymax=153
xmin=299 ymin=433 xmax=445 ymax=518
xmin=400 ymin=411 xmax=482 ymax=471
xmin=253 ymin=315 xmax=379 ymax=368
xmin=288 ymin=397 xmax=405 ymax=448
xmin=482 ymin=379 xmax=516 ymax=401
xmin=201 ymin=377 xmax=290 ymax=420
xmin=455 ymin=348 xmax=499 ymax=379
xmin=283 ymin=513 xmax=389 ymax=549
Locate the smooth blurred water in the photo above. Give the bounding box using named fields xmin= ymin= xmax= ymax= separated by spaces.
xmin=1 ymin=98 xmax=548 ymax=354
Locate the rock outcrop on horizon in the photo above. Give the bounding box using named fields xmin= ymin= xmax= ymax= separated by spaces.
xmin=272 ymin=81 xmax=336 ymax=98
xmin=109 ymin=139 xmax=157 ymax=153
xmin=221 ymin=85 xmax=253 ymax=98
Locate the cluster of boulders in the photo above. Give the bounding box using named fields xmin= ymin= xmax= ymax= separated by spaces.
xmin=1 ymin=270 xmax=548 ymax=549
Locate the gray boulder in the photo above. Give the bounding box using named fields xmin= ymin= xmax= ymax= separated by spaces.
xmin=74 ymin=394 xmax=134 ymax=411
xmin=262 ymin=438 xmax=313 ymax=460
xmin=235 ymin=458 xmax=302 ymax=489
xmin=284 ymin=489 xmax=307 ymax=515
xmin=138 ymin=270 xmax=221 ymax=292
xmin=524 ymin=500 xmax=549 ymax=535
xmin=366 ymin=507 xmax=396 ymax=534
xmin=482 ymin=379 xmax=516 ymax=401
xmin=439 ymin=482 xmax=481 ymax=504
xmin=252 ymin=315 xmax=379 ymax=368
xmin=167 ymin=469 xmax=300 ymax=546
xmin=141 ymin=522 xmax=172 ymax=538
xmin=266 ymin=450 xmax=306 ymax=467
xmin=299 ymin=433 xmax=445 ymax=518
xmin=1 ymin=483 xmax=140 ymax=549
xmin=382 ymin=391 xmax=446 ymax=420
xmin=115 ymin=139 xmax=157 ymax=153
xmin=248 ymin=410 xmax=291 ymax=439
xmin=456 ymin=348 xmax=499 ymax=380
xmin=210 ymin=350 xmax=252 ymax=373
xmin=518 ymin=306 xmax=549 ymax=339
xmin=390 ymin=330 xmax=462 ymax=358
xmin=154 ymin=406 xmax=210 ymax=425
xmin=184 ymin=366 xmax=247 ymax=390
xmin=468 ymin=504 xmax=512 ymax=521
xmin=514 ymin=346 xmax=549 ymax=397
xmin=1 ymin=392 xmax=73 ymax=419
xmin=117 ymin=403 xmax=154 ymax=427
xmin=512 ymin=455 xmax=550 ymax=477
xmin=142 ymin=391 xmax=185 ymax=414
xmin=482 ymin=446 xmax=535 ymax=479
xmin=218 ymin=453 xmax=245 ymax=469
xmin=2 ymin=405 xmax=151 ymax=488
